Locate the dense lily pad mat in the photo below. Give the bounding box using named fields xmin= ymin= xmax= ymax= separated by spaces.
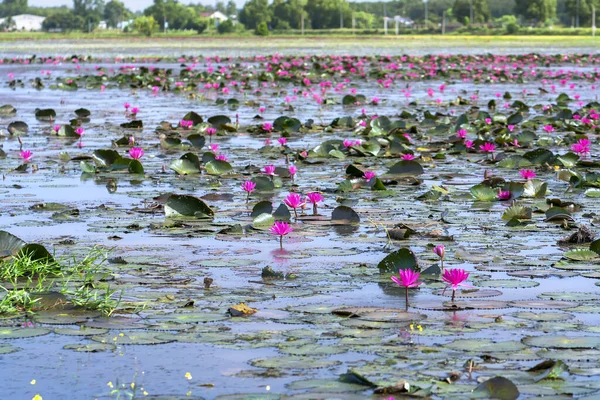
xmin=0 ymin=51 xmax=600 ymax=399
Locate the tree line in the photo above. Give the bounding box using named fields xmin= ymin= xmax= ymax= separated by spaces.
xmin=0 ymin=0 xmax=599 ymax=34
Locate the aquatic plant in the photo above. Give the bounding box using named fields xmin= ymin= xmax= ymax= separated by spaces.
xmin=269 ymin=221 xmax=293 ymax=249
xmin=390 ymin=269 xmax=421 ymax=310
xmin=442 ymin=268 xmax=470 ymax=302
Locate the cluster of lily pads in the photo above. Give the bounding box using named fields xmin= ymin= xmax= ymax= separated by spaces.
xmin=1 ymin=51 xmax=600 ymax=399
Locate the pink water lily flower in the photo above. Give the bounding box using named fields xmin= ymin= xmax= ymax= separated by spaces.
xmin=571 ymin=138 xmax=591 ymax=157
xmin=284 ymin=193 xmax=305 ymax=220
xmin=305 ymin=192 xmax=324 ymax=214
xmin=433 ymin=245 xmax=445 ymax=269
xmin=519 ymin=169 xmax=536 ymax=180
xmin=75 ymin=127 xmax=84 ymax=136
xmin=263 ymin=165 xmax=277 ymax=177
xmin=205 ymin=127 xmax=217 ymax=142
xmin=498 ymin=190 xmax=511 ymax=201
xmin=215 ymin=154 xmax=228 ymax=161
xmin=241 ymin=180 xmax=256 ymax=202
xmin=507 ymin=124 xmax=515 ymax=132
xmin=209 ymin=144 xmax=219 ymax=153
xmin=269 ymin=221 xmax=293 ymax=249
xmin=53 ymin=125 xmax=61 ymax=133
xmin=543 ymin=125 xmax=555 ymax=133
xmin=20 ymin=150 xmax=32 ymax=162
xmin=391 ymin=269 xmax=421 ymax=310
xmin=278 ymin=137 xmax=287 ymax=146
xmin=401 ymin=153 xmax=415 ymax=161
xmin=479 ymin=142 xmax=496 ymax=153
xmin=263 ymin=122 xmax=273 ymax=132
xmin=456 ymin=129 xmax=467 ymax=139
xmin=124 ymin=102 xmax=130 ymax=110
xmin=442 ymin=268 xmax=471 ymax=302
xmin=130 ymin=107 xmax=139 ymax=115
xmin=363 ymin=171 xmax=376 ymax=182
xmin=465 ymin=140 xmax=474 ymax=149
xmin=128 ymin=147 xmax=144 ymax=160
xmin=288 ymin=164 xmax=297 ymax=176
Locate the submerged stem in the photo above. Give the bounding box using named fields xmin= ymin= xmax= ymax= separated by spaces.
xmin=405 ymin=287 xmax=409 ymax=311
xmin=451 ymin=289 xmax=456 ymax=302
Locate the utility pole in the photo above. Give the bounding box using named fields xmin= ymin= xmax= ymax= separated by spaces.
xmin=384 ymin=16 xmax=388 ymax=35
xmin=301 ymin=13 xmax=305 ymax=35
xmin=352 ymin=13 xmax=355 ymax=34
xmin=593 ymin=6 xmax=597 ymax=37
xmin=442 ymin=10 xmax=446 ymax=34
xmin=395 ymin=18 xmax=398 ymax=35
xmin=577 ymin=0 xmax=580 ymax=28
xmin=340 ymin=3 xmax=343 ymax=29
xmin=424 ymin=0 xmax=428 ymax=27
xmin=470 ymin=0 xmax=473 ymax=24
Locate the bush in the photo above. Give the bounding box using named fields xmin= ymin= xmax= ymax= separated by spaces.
xmin=217 ymin=19 xmax=235 ymax=34
xmin=506 ymin=22 xmax=519 ymax=34
xmin=42 ymin=11 xmax=84 ymax=32
xmin=133 ymin=16 xmax=159 ymax=37
xmin=255 ymin=21 xmax=269 ymax=36
xmin=186 ymin=17 xmax=208 ymax=34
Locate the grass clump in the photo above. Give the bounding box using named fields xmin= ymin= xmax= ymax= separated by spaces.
xmin=0 ymin=246 xmax=121 ymax=316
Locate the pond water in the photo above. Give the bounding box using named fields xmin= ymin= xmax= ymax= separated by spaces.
xmin=0 ymin=48 xmax=600 ymax=399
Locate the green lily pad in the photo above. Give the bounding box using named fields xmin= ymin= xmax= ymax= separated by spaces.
xmin=473 ymin=376 xmax=519 ymax=400
xmin=63 ymin=343 xmax=116 ymax=352
xmin=563 ymin=249 xmax=600 ymax=262
xmin=164 ymin=194 xmax=214 ymax=218
xmin=205 ymin=160 xmax=233 ymax=175
xmin=251 ymin=356 xmax=341 ymax=369
xmin=0 ymin=327 xmax=50 ymax=339
xmin=91 ymin=332 xmax=176 ymax=345
xmin=377 ymin=248 xmax=418 ymax=273
xmin=445 ymin=339 xmax=526 ymax=352
xmin=523 ymin=335 xmax=600 ymax=349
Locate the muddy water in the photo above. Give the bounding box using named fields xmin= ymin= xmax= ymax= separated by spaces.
xmin=0 ymin=52 xmax=599 ymax=399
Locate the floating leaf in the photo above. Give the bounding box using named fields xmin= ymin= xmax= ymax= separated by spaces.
xmin=523 ymin=335 xmax=600 ymax=349
xmin=470 ymin=184 xmax=497 ymax=201
xmin=377 ymin=248 xmax=418 ymax=273
xmin=383 ymin=160 xmax=424 ymax=178
xmin=164 ymin=194 xmax=214 ymax=218
xmin=331 ymin=206 xmax=360 ymax=224
xmin=563 ymin=249 xmax=599 ymax=262
xmin=252 ymin=213 xmax=275 ymax=229
xmin=205 ymin=160 xmax=233 ymax=176
xmin=473 ymin=376 xmax=519 ymax=400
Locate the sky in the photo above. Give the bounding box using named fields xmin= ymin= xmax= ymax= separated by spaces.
xmin=29 ymin=0 xmax=213 ymax=12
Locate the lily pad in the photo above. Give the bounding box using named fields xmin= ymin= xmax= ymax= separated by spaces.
xmin=164 ymin=194 xmax=214 ymax=218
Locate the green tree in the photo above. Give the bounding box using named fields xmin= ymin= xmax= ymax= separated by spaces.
xmin=217 ymin=18 xmax=236 ymax=32
xmin=104 ymin=0 xmax=130 ymax=28
xmin=186 ymin=16 xmax=207 ymax=33
xmin=73 ymin=0 xmax=104 ymax=17
xmin=515 ymin=0 xmax=557 ymax=24
xmin=489 ymin=0 xmax=515 ymax=18
xmin=239 ymin=0 xmax=271 ymax=28
xmin=255 ymin=20 xmax=269 ymax=34
xmin=42 ymin=10 xmax=84 ymax=31
xmin=305 ymin=0 xmax=352 ymax=29
xmin=225 ymin=0 xmax=237 ymax=16
xmin=271 ymin=0 xmax=307 ymax=29
xmin=215 ymin=1 xmax=226 ymax=13
xmin=133 ymin=15 xmax=159 ymax=36
xmin=144 ymin=0 xmax=195 ymax=30
xmin=564 ymin=0 xmax=600 ymax=26
xmin=453 ymin=0 xmax=491 ymax=24
xmin=352 ymin=10 xmax=375 ymax=28
xmin=0 ymin=0 xmax=28 ymax=17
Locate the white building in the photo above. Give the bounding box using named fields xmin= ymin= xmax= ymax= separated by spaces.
xmin=0 ymin=14 xmax=46 ymax=31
